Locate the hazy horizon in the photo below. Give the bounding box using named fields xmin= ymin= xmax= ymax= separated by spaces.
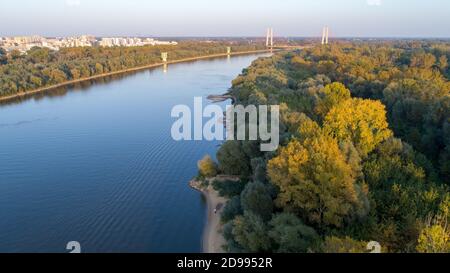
xmin=1 ymin=0 xmax=449 ymax=38
xmin=2 ymin=35 xmax=450 ymax=40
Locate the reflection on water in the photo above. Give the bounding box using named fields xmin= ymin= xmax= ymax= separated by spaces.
xmin=0 ymin=53 xmax=269 ymax=253
xmin=0 ymin=70 xmax=160 ymax=106
xmin=0 ymin=117 xmax=59 ymax=128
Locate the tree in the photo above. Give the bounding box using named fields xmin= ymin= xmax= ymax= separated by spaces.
xmin=232 ymin=212 xmax=271 ymax=252
xmin=439 ymin=55 xmax=448 ymax=72
xmin=316 ymin=60 xmax=337 ymax=75
xmin=251 ymin=157 xmax=267 ymax=183
xmin=267 ymin=135 xmax=366 ymax=228
xmin=339 ymin=141 xmax=363 ymax=181
xmin=296 ymin=114 xmax=322 ymax=141
xmin=197 ymin=155 xmax=218 ymax=178
xmin=222 ymin=196 xmax=243 ymax=223
xmin=9 ymin=50 xmax=22 ymax=60
xmin=315 ymin=82 xmax=351 ymax=118
xmin=416 ymin=216 xmax=450 ymax=253
xmin=0 ymin=48 xmax=7 ymax=65
xmin=324 ymin=98 xmax=392 ymax=156
xmin=268 ymin=213 xmax=318 ymax=253
xmin=222 ymin=221 xmax=244 ymax=253
xmin=321 ymin=236 xmax=367 ymax=253
xmin=30 ymin=76 xmax=42 ymax=87
xmin=212 ymin=179 xmax=247 ymax=198
xmin=241 ymin=182 xmax=273 ymax=221
xmin=416 ymin=224 xmax=450 ymax=253
xmin=95 ymin=63 xmax=104 ymax=74
xmin=70 ymin=68 xmax=81 ymax=80
xmin=410 ymin=52 xmax=436 ymax=69
xmin=49 ymin=69 xmax=67 ymax=83
xmin=217 ymin=141 xmax=251 ymax=176
xmin=362 ymin=137 xmax=448 ymax=251
xmin=381 ymin=78 xmax=449 ymax=172
xmin=27 ymin=47 xmax=50 ymax=63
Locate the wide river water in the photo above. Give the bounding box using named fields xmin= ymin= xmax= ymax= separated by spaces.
xmin=0 ymin=53 xmax=268 ymax=253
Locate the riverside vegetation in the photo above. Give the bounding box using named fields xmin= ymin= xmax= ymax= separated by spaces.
xmin=0 ymin=41 xmax=266 ymax=98
xmin=198 ymin=41 xmax=450 ymax=253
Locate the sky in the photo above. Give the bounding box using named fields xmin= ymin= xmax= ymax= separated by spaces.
xmin=0 ymin=0 xmax=449 ymax=37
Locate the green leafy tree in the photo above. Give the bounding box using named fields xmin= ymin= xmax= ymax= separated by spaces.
xmin=268 ymin=213 xmax=318 ymax=253
xmin=30 ymin=76 xmax=42 ymax=87
xmin=241 ymin=182 xmax=273 ymax=221
xmin=222 ymin=196 xmax=243 ymax=223
xmin=439 ymin=55 xmax=448 ymax=72
xmin=232 ymin=212 xmax=271 ymax=252
xmin=363 ymin=137 xmax=448 ymax=251
xmin=0 ymin=48 xmax=7 ymax=65
xmin=212 ymin=180 xmax=247 ymax=198
xmin=217 ymin=141 xmax=251 ymax=176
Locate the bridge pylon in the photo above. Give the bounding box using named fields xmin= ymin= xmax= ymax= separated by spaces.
xmin=266 ymin=28 xmax=274 ymax=49
xmin=161 ymin=52 xmax=168 ymax=62
xmin=321 ymin=26 xmax=330 ymax=45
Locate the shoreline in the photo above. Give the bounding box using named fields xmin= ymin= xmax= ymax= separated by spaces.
xmin=190 ymin=179 xmax=227 ymax=253
xmin=0 ymin=49 xmax=276 ymax=103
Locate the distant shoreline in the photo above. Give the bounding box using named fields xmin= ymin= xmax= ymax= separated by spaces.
xmin=0 ymin=49 xmax=275 ymax=103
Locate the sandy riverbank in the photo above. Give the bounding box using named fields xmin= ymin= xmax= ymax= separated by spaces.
xmin=0 ymin=49 xmax=276 ymax=103
xmin=190 ymin=179 xmax=227 ymax=253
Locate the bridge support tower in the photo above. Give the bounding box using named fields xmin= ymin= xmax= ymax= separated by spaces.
xmin=161 ymin=52 xmax=168 ymax=62
xmin=321 ymin=26 xmax=330 ymax=45
xmin=266 ymin=28 xmax=274 ymax=49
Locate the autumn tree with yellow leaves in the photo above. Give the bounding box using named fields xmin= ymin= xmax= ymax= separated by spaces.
xmin=324 ymin=98 xmax=393 ymax=156
xmin=267 ymin=131 xmax=368 ymax=228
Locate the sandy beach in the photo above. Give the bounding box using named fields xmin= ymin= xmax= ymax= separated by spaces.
xmin=190 ymin=180 xmax=227 ymax=253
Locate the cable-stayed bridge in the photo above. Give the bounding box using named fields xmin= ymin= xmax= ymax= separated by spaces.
xmin=264 ymin=27 xmax=329 ymax=49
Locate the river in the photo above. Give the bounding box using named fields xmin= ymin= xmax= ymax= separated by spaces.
xmin=0 ymin=53 xmax=269 ymax=253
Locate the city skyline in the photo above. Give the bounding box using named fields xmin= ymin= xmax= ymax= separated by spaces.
xmin=0 ymin=36 xmax=178 ymax=53
xmin=1 ymin=0 xmax=449 ymax=38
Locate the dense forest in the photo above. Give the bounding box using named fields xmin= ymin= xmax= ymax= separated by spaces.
xmin=0 ymin=41 xmax=265 ymax=98
xmin=198 ymin=41 xmax=450 ymax=253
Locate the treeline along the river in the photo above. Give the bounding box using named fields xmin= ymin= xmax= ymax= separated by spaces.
xmin=0 ymin=41 xmax=266 ymax=98
xmin=196 ymin=40 xmax=450 ymax=253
